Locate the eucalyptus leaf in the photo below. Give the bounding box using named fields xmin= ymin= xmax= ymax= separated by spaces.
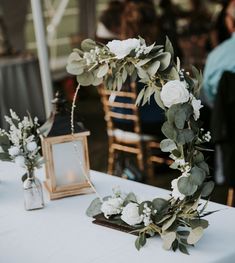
xmin=136 ymin=88 xmax=145 ymax=106
xmin=162 ymin=214 xmax=176 ymax=231
xmin=176 ymin=129 xmax=195 ymax=145
xmin=152 ymin=198 xmax=169 ymax=212
xmin=179 ymin=244 xmax=189 ymax=255
xmin=161 ymin=121 xmax=177 ymax=141
xmin=190 ymin=166 xmax=206 ymax=186
xmin=174 ymin=103 xmax=193 ymax=129
xmin=76 ymin=71 xmax=94 ymax=86
xmin=125 ymin=63 xmax=135 ymax=75
xmin=147 ymin=60 xmax=160 ymax=76
xmin=0 ymin=134 xmax=10 ymax=147
xmin=139 ymin=233 xmax=147 ymax=247
xmin=0 ymin=152 xmax=11 ymax=161
xmin=194 ymin=151 xmax=204 ymax=163
xmin=178 ymin=176 xmax=197 ymax=196
xmin=136 ymin=58 xmax=152 ymax=67
xmin=81 ymin=39 xmax=96 ymax=52
xmin=130 ymin=69 xmax=138 ymax=82
xmin=162 ymin=231 xmax=176 ymax=250
xmin=86 ymin=198 xmax=102 ymax=217
xmin=156 ymin=52 xmax=171 ymax=71
xmin=122 ymin=68 xmax=128 ymax=82
xmin=172 ymin=239 xmax=179 ymax=252
xmin=172 ymin=149 xmax=182 ymax=158
xmin=154 ymin=89 xmax=165 ymax=110
xmin=197 ymin=161 xmax=210 ymax=175
xmin=135 ymin=236 xmax=141 ymax=251
xmin=117 ymin=75 xmax=123 ymax=91
xmin=188 ymin=219 xmax=209 ymax=229
xmin=97 ymin=63 xmax=109 ymax=78
xmin=187 ymin=227 xmax=204 ymax=245
xmin=123 ymin=192 xmax=137 ymax=206
xmin=201 ymin=181 xmax=215 ymax=197
xmin=66 ymin=61 xmax=85 ymax=75
xmin=165 ymin=66 xmax=180 ymax=80
xmin=165 ymin=36 xmax=174 ymax=57
xmin=67 ymin=51 xmax=82 ymax=63
xmin=137 ymin=66 xmax=149 ymax=79
xmin=160 ymin=139 xmax=177 ymax=152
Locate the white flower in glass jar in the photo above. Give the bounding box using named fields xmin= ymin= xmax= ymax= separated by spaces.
xmin=171 ymin=175 xmax=186 ymax=200
xmin=106 ymin=38 xmax=140 ymax=59
xmin=191 ymin=96 xmax=203 ymax=120
xmin=8 ymin=146 xmax=20 ymax=156
xmin=160 ymin=80 xmax=190 ymax=108
xmin=121 ymin=202 xmax=143 ymax=226
xmin=101 ymin=197 xmax=123 ymax=218
xmin=26 ymin=141 xmax=37 ymax=152
xmin=14 ymin=155 xmax=25 ymax=167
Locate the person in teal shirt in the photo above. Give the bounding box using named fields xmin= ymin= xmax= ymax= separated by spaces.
xmin=203 ymin=1 xmax=235 ymax=107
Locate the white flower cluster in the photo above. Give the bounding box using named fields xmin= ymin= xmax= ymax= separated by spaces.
xmin=121 ymin=202 xmax=143 ymax=226
xmin=142 ymin=203 xmax=153 ymax=226
xmin=202 ymin=130 xmax=211 ymax=142
xmin=83 ymin=50 xmax=98 ymax=66
xmin=1 ymin=110 xmax=41 ymax=169
xmin=101 ymin=196 xmax=123 ymax=218
xmin=100 ymin=188 xmax=154 ymax=226
xmin=106 ymin=38 xmax=154 ymax=60
xmin=160 ymin=80 xmax=203 ymax=121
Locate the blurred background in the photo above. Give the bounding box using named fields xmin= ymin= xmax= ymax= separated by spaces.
xmin=0 ymin=0 xmax=232 ymax=204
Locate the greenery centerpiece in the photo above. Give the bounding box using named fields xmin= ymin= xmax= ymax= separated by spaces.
xmin=0 ymin=110 xmax=44 ymax=210
xmin=67 ymin=37 xmax=214 ymax=254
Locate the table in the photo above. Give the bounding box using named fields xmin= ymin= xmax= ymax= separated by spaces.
xmin=0 ymin=161 xmax=235 ymax=263
xmin=0 ymin=55 xmax=45 ymax=129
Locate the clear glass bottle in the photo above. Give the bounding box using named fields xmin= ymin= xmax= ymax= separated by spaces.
xmin=23 ymin=169 xmax=44 ymax=211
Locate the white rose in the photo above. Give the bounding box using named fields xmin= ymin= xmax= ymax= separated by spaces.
xmin=14 ymin=155 xmax=25 ymax=167
xmin=191 ymin=96 xmax=203 ymax=120
xmin=101 ymin=197 xmax=123 ymax=218
xmin=106 ymin=38 xmax=140 ymax=59
xmin=121 ymin=202 xmax=143 ymax=226
xmin=26 ymin=141 xmax=37 ymax=152
xmin=160 ymin=80 xmax=190 ymax=108
xmin=8 ymin=146 xmax=20 ymax=156
xmin=171 ymin=175 xmax=187 ymax=200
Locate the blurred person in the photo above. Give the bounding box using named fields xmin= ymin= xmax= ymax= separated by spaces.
xmin=96 ymin=0 xmax=124 ymax=44
xmin=159 ymin=0 xmax=182 ymax=59
xmin=120 ymin=0 xmax=160 ymax=45
xmin=212 ymin=0 xmax=231 ymax=46
xmin=113 ymin=0 xmax=165 ymax=136
xmin=203 ymin=0 xmax=235 ymax=107
xmin=203 ymin=0 xmax=235 ymax=184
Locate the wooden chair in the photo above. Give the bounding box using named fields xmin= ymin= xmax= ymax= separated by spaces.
xmin=227 ymin=188 xmax=235 ymax=207
xmin=98 ymin=83 xmax=169 ymax=179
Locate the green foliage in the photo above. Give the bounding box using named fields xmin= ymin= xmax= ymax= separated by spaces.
xmin=86 ymin=198 xmax=102 ymax=217
xmin=69 ymin=37 xmax=215 ymax=255
xmin=178 ymin=176 xmax=197 ymax=196
xmin=123 ymin=192 xmax=137 ymax=206
xmin=135 ymin=233 xmax=146 ymax=250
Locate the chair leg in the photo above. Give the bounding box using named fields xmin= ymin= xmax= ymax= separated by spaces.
xmin=227 ymin=188 xmax=235 ymax=207
xmin=108 ymin=146 xmax=115 ymax=175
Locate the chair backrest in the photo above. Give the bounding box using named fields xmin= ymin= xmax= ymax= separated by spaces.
xmin=98 ymin=82 xmax=141 ymax=135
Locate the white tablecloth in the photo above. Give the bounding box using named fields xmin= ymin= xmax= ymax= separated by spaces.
xmin=0 ymin=161 xmax=235 ymax=263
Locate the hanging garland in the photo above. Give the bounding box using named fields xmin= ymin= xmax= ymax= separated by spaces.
xmin=66 ymin=37 xmax=214 ymax=254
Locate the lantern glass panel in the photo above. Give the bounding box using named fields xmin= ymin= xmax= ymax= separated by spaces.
xmin=52 ymin=140 xmax=86 ymax=187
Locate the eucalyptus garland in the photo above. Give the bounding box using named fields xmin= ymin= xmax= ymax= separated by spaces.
xmin=67 ymin=37 xmax=214 ymax=254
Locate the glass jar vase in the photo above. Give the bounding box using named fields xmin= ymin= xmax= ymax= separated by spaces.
xmin=23 ymin=169 xmax=44 ymax=211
